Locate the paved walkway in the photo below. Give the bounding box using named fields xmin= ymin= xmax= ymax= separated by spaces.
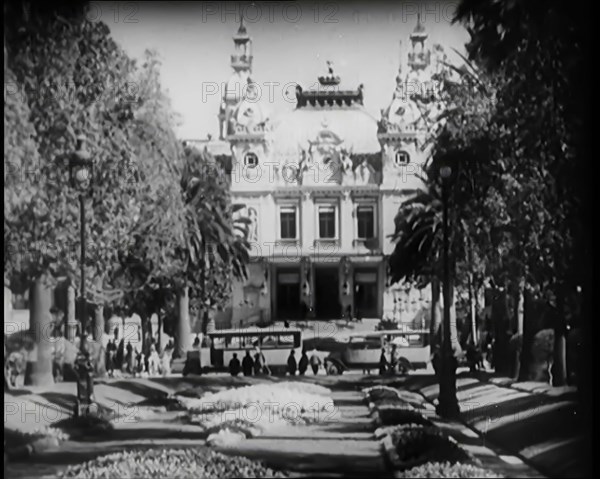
xmin=216 ymin=390 xmax=389 ymax=477
xmin=6 ymin=378 xmax=389 ymax=478
xmin=406 ymin=374 xmax=586 ymax=478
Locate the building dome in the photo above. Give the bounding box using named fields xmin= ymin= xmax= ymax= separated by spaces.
xmin=227 ymin=81 xmax=271 ymax=136
xmin=269 ymin=107 xmax=380 ymax=163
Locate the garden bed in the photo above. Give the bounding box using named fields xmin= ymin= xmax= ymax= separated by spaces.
xmin=5 ymin=426 xmax=70 ymax=460
xmin=362 ymin=387 xmax=497 ymax=475
xmin=396 ymin=461 xmax=502 ymax=478
xmin=57 ymin=447 xmax=289 ymax=478
xmin=175 ymin=382 xmax=334 ymax=444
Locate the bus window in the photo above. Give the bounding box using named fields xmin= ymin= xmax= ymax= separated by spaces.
xmin=240 ymin=335 xmax=260 ymax=349
xmin=228 ymin=336 xmax=242 ymax=350
xmin=261 ymin=335 xmax=278 ymax=349
xmin=212 ymin=336 xmax=226 ymax=350
xmin=278 ymin=334 xmax=294 ymax=347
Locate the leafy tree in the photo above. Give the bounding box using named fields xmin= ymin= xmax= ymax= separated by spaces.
xmin=454 ymin=0 xmax=590 ymax=388
xmin=4 ymin=7 xmax=184 ymax=383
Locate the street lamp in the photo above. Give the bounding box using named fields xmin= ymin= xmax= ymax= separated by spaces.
xmin=436 ymin=159 xmax=460 ymax=418
xmin=69 ymin=134 xmax=95 ymax=417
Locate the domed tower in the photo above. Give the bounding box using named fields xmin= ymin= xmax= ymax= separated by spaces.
xmin=378 ymin=14 xmax=447 ymax=194
xmin=218 ymin=16 xmax=254 ymax=140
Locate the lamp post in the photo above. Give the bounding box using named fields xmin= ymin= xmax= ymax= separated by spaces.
xmin=69 ymin=134 xmax=95 ymax=417
xmin=436 ymin=163 xmax=460 ymax=418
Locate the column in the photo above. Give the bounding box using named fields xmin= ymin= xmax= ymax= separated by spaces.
xmin=340 ymin=190 xmax=353 ymax=252
xmin=301 ymin=192 xmax=313 ymax=253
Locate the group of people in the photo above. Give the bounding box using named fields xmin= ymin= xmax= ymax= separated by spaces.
xmin=228 ymin=346 xmax=270 ymax=376
xmin=227 ymin=347 xmax=323 ymax=376
xmin=377 ymin=344 xmax=402 ymax=375
xmin=105 ymin=335 xmax=174 ymax=378
xmin=286 ymin=348 xmax=322 ymax=375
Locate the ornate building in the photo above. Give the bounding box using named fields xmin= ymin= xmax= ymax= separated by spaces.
xmin=191 ymin=15 xmax=451 ymax=328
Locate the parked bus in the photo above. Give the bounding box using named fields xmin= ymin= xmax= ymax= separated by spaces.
xmin=324 ymin=329 xmax=430 ymax=375
xmin=191 ymin=327 xmax=303 ymax=375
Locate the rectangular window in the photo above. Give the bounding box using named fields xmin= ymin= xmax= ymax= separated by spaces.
xmin=357 ymin=206 xmax=374 ymax=239
xmin=279 ymin=206 xmax=297 ymax=239
xmin=318 ymin=205 xmax=336 ymax=239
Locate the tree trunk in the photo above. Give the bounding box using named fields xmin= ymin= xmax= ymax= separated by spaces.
xmin=492 ymin=287 xmax=510 ymax=375
xmin=552 ymin=287 xmax=567 ymax=386
xmin=92 ymin=305 xmax=106 ymax=377
xmin=468 ymin=274 xmax=477 ymax=345
xmin=518 ymin=288 xmax=535 ymax=381
xmin=511 ymin=284 xmax=524 ymax=379
xmin=449 ymin=285 xmax=461 ymax=355
xmin=175 ymin=287 xmax=191 ymax=359
xmin=25 ymin=275 xmax=54 ymax=387
xmin=430 ymin=277 xmax=441 ymax=347
xmin=157 ymin=313 xmax=163 ymax=354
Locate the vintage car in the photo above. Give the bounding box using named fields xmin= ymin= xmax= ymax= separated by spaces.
xmin=323 ymin=329 xmax=430 ymax=375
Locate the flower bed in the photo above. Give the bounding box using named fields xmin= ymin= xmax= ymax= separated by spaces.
xmin=57 ymin=448 xmax=289 ymax=478
xmin=396 ymin=461 xmax=502 ymax=478
xmin=376 ymin=407 xmax=433 ymax=427
xmin=383 ymin=426 xmax=474 ymax=470
xmin=363 ymin=386 xmax=401 ymax=403
xmin=176 ymin=382 xmax=333 ymax=442
xmin=177 ymin=382 xmax=333 ymax=416
xmin=5 ymin=426 xmax=70 ymax=460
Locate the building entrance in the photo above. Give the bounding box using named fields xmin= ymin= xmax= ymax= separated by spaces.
xmin=275 ymin=269 xmax=301 ymax=320
xmin=314 ymin=267 xmax=340 ymax=319
xmin=354 ymin=269 xmax=378 ymax=318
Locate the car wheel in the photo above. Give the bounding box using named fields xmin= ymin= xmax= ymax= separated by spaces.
xmin=326 ymin=362 xmax=342 ymax=375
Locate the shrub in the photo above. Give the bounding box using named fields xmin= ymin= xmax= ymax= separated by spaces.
xmin=57 ymin=447 xmax=289 ymax=478
xmin=397 ymin=462 xmax=502 ymax=478
xmin=364 ymin=386 xmax=400 ymax=402
xmin=391 ymin=427 xmax=473 ymax=467
xmin=377 ymin=408 xmax=433 ymax=427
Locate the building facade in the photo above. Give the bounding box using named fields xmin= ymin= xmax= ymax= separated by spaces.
xmin=189 ymin=16 xmax=451 ymax=329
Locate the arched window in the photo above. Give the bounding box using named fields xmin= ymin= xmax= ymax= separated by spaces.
xmin=394 ymin=150 xmax=410 ymax=166
xmin=244 ymin=152 xmax=259 ymax=168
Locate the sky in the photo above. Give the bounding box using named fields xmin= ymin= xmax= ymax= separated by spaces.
xmin=101 ymin=1 xmax=470 ymax=140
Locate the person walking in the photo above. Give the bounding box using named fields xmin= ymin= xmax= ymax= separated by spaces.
xmin=298 ymin=349 xmax=309 ymax=375
xmin=125 ymin=342 xmax=134 ymax=375
xmin=106 ymin=339 xmax=116 ymax=377
xmin=390 ymin=344 xmax=398 ymax=376
xmin=287 ymin=350 xmax=297 ymax=376
xmin=253 ymin=346 xmax=266 ymax=375
xmin=229 ymin=353 xmax=241 ymax=377
xmin=379 ymin=347 xmax=388 ymax=375
xmin=242 ymin=350 xmax=254 ymax=376
xmin=310 ymin=349 xmax=322 ymax=375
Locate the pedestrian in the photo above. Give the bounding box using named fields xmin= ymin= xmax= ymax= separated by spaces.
xmin=287 ymin=350 xmax=297 ymax=376
xmin=390 ymin=344 xmax=398 ymax=375
xmin=106 ymin=339 xmax=116 ymax=377
xmin=148 ymin=343 xmax=161 ymax=376
xmin=229 ymin=353 xmax=241 ymax=377
xmin=310 ymin=349 xmax=322 ymax=375
xmin=253 ymin=346 xmax=266 ymax=375
xmin=125 ymin=341 xmax=134 ymax=374
xmin=242 ymin=350 xmax=254 ymax=376
xmin=298 ymin=349 xmax=309 ymax=375
xmin=345 ymin=305 xmax=352 ymax=325
xmin=379 ymin=347 xmax=388 ymax=375
xmin=161 ymin=342 xmax=173 ymax=376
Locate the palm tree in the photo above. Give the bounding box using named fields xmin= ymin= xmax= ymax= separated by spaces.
xmin=178 ymin=147 xmax=250 ymax=338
